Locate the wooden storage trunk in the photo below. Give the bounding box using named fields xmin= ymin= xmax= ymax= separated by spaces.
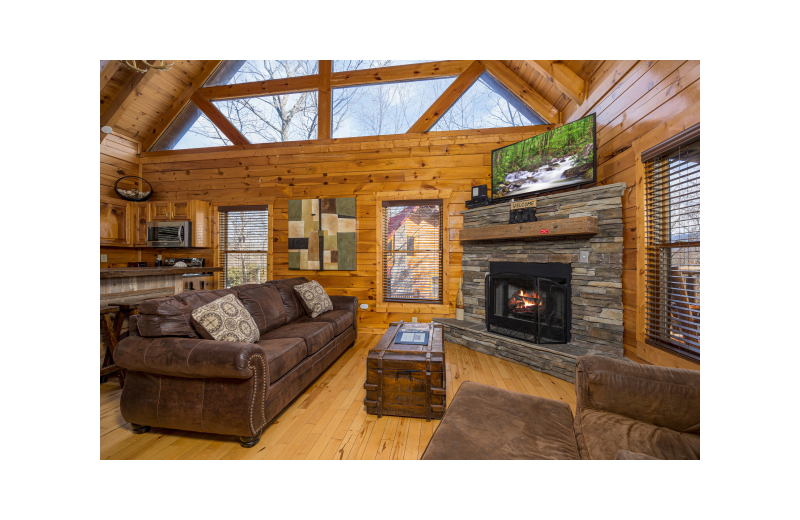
xmin=364 ymin=322 xmax=446 ymax=421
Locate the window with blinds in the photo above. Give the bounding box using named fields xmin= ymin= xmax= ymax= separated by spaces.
xmin=218 ymin=205 xmax=269 ymax=288
xmin=643 ymin=126 xmax=700 ymax=361
xmin=382 ymin=200 xmax=443 ymax=303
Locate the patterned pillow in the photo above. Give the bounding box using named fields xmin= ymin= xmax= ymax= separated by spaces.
xmin=191 ymin=294 xmax=259 ymax=343
xmin=293 ymin=280 xmax=334 ymax=318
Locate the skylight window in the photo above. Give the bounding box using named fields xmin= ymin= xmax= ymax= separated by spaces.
xmin=430 ymin=72 xmax=545 ymax=131
xmin=204 ymin=60 xmax=318 ymax=86
xmin=150 ymin=100 xmax=231 ymax=151
xmin=214 ymin=93 xmax=318 ymax=143
xmin=331 ymin=76 xmax=456 ymax=138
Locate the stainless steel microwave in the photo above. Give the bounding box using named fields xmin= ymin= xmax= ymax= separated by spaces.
xmin=146 ymin=221 xmax=192 ymax=247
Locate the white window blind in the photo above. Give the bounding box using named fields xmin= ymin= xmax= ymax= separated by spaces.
xmin=643 ymin=128 xmax=700 ymax=361
xmin=218 ymin=205 xmax=269 ymax=288
xmin=382 ymin=200 xmax=443 ymax=303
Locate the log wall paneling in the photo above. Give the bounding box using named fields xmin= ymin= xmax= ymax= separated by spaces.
xmin=100 ymin=134 xmax=140 ymax=198
xmin=571 ymin=60 xmax=700 ymax=369
xmin=139 ymin=126 xmax=556 ymax=333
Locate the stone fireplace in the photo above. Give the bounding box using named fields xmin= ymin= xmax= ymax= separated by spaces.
xmin=434 ymin=182 xmax=628 ymax=382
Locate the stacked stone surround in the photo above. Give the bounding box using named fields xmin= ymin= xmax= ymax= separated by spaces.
xmin=434 ymin=182 xmax=628 ymax=382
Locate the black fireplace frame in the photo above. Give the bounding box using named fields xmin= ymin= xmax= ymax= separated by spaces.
xmin=485 ymin=262 xmax=572 ymax=344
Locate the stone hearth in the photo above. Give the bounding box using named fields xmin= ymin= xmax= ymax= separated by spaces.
xmin=434 ymin=182 xmax=628 ymax=382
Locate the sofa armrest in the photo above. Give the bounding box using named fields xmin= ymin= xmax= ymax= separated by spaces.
xmin=329 ymin=295 xmax=358 ymax=334
xmin=115 ymin=336 xmax=267 ymax=380
xmin=575 ymin=355 xmax=700 ymax=433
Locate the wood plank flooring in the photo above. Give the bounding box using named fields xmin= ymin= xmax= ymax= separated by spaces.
xmin=100 ymin=333 xmax=577 ymax=460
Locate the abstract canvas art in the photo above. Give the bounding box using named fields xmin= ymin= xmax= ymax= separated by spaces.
xmin=288 ymin=197 xmax=356 ymax=270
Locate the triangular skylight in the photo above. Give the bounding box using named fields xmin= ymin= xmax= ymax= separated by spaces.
xmin=430 ymin=72 xmax=545 ymax=132
xmin=151 ymin=100 xmax=231 ymax=151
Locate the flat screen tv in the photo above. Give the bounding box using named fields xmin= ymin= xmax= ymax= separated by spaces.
xmin=491 ymin=113 xmax=596 ymax=200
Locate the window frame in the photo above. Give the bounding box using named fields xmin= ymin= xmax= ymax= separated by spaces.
xmin=214 ymin=203 xmax=274 ymax=289
xmin=375 ymin=190 xmax=451 ymax=313
xmin=635 ymin=124 xmax=700 ymax=363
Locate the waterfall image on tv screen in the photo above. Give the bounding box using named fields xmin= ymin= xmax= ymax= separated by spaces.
xmin=491 ymin=114 xmax=596 ymax=199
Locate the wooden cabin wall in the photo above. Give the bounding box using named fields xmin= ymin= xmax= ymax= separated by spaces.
xmin=131 ymin=59 xmax=700 ymax=367
xmin=139 ymin=127 xmax=554 ymax=334
xmin=101 ymin=134 xmax=140 ymax=198
xmin=566 ymin=60 xmax=700 ymax=369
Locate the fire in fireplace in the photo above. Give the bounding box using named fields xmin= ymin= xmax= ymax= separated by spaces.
xmin=508 ymin=288 xmax=543 ymax=315
xmin=485 ymin=262 xmax=571 ymax=344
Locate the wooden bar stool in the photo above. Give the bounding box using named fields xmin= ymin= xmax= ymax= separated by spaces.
xmin=100 ymin=304 xmax=125 ymax=386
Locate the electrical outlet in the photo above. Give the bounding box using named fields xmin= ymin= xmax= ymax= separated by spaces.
xmin=579 ymin=251 xmax=590 ymax=263
xmin=101 ymin=254 xmax=107 ymax=262
xmin=359 ymin=304 xmax=368 ymax=310
xmin=412 ymin=317 xmax=418 ymax=322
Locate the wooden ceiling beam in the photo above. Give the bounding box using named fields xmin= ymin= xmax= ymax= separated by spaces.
xmin=330 ymin=60 xmax=472 ymax=88
xmin=142 ymin=60 xmax=223 ymax=152
xmin=192 ymin=61 xmax=473 ymax=103
xmin=528 ymin=60 xmax=585 ymax=104
xmin=483 ymin=60 xmax=559 ymax=124
xmin=100 ymin=60 xmax=122 ymax=91
xmin=197 ymin=74 xmax=320 ymax=101
xmin=190 ymin=91 xmax=249 ymax=146
xmin=318 ymin=61 xmax=332 ymax=140
xmin=407 ymin=61 xmax=486 ymax=133
xmin=100 ymin=67 xmax=159 ymax=143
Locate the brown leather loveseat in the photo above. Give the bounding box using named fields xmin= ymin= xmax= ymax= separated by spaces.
xmin=421 ymin=355 xmax=700 ymax=460
xmin=114 ymin=277 xmax=357 ymax=448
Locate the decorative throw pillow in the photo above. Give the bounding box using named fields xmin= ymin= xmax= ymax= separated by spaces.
xmin=293 ymin=280 xmax=334 ymax=318
xmin=191 ymin=294 xmax=260 ymax=343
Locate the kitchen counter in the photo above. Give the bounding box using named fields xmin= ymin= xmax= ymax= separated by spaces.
xmin=100 ymin=267 xmax=223 ymax=279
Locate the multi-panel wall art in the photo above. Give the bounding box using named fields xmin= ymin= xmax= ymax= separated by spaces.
xmin=288 ymin=197 xmax=356 ymax=270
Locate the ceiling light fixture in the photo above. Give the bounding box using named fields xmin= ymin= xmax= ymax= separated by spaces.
xmin=101 ymin=126 xmax=113 ymax=134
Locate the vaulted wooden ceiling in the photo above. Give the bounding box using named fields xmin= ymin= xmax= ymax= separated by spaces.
xmin=100 ymin=60 xmax=603 ymax=150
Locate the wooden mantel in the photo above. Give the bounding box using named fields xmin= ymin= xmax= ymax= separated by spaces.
xmin=458 ymin=216 xmax=598 ymax=241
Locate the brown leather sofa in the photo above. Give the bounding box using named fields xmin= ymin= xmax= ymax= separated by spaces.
xmin=114 ymin=277 xmax=357 ymax=448
xmin=421 ymin=355 xmax=700 ymax=460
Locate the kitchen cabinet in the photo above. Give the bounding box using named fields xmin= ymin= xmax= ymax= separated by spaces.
xmin=150 ymin=201 xmax=172 ymax=221
xmin=100 ymin=197 xmax=132 ymax=246
xmin=147 ymin=200 xmax=210 ymax=247
xmin=172 ymin=201 xmax=190 ymax=220
xmin=100 ymin=199 xmax=210 ymax=248
xmin=133 ymin=203 xmax=149 ymax=246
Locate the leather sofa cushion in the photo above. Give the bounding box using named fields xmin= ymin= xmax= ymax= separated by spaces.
xmin=261 ymin=321 xmax=334 ymax=356
xmin=574 ymin=407 xmax=700 ymax=460
xmin=256 ymin=337 xmax=307 ymax=382
xmin=137 ymin=289 xmax=237 ymax=338
xmin=421 ymin=381 xmax=580 ymax=460
xmin=275 ymin=277 xmax=309 ymax=323
xmin=296 ymin=310 xmax=353 ymax=336
xmin=235 ymin=283 xmax=287 ymax=335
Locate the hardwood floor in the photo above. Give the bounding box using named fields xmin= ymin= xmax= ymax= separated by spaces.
xmin=100 ymin=333 xmax=577 ymax=460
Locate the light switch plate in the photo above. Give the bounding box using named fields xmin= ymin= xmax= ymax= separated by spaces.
xmin=101 ymin=254 xmax=107 ymax=262
xmin=579 ymin=251 xmax=589 ymax=263
xmin=412 ymin=317 xmax=418 ymax=322
xmin=359 ymin=304 xmax=368 ymax=310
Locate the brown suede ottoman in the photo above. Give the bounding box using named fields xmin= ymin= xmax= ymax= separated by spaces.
xmin=421 ymin=381 xmax=580 ymax=460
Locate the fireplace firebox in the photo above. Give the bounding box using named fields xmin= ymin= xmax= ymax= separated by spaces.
xmin=485 ymin=262 xmax=571 ymax=344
